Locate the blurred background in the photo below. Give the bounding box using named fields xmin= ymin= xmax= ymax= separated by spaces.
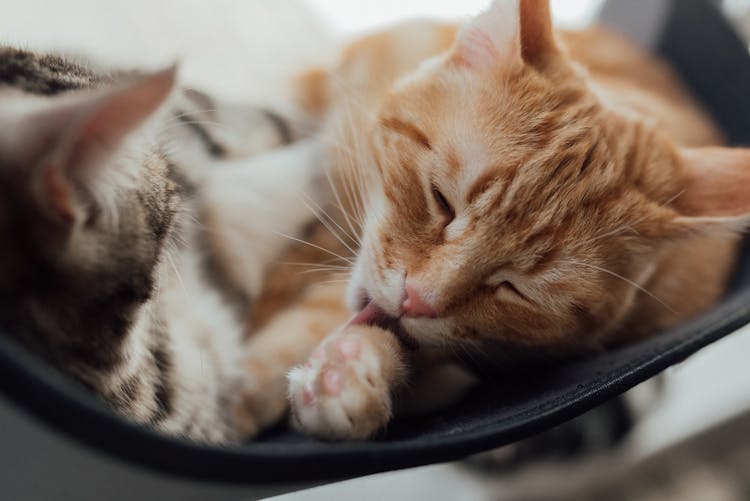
xmin=2 ymin=0 xmax=750 ymax=500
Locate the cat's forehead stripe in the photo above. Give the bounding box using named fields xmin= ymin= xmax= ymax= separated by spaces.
xmin=380 ymin=117 xmax=431 ymax=150
xmin=466 ymin=169 xmax=498 ymax=204
xmin=449 ymin=123 xmax=498 ymax=203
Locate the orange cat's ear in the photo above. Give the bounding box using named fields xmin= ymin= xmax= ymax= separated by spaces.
xmin=671 ymin=147 xmax=750 ymax=233
xmin=519 ymin=0 xmax=557 ymax=64
xmin=451 ymin=0 xmax=558 ymax=71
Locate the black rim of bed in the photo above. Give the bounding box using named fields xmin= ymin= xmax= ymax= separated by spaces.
xmin=1 ymin=0 xmax=749 ymax=485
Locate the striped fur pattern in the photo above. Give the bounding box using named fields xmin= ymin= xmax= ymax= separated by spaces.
xmin=0 ymin=46 xmax=321 ymax=442
xmin=287 ymin=0 xmax=750 ymax=440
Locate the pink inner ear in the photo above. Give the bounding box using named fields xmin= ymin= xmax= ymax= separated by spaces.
xmin=451 ymin=0 xmax=520 ymax=71
xmin=38 ymin=163 xmax=76 ymax=223
xmin=454 ymin=28 xmax=503 ymax=70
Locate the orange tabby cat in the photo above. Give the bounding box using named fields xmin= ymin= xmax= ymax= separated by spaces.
xmin=261 ymin=0 xmax=750 ymax=440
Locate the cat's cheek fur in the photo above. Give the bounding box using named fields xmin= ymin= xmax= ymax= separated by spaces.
xmin=400 ymin=316 xmax=455 ymax=347
xmin=345 ymin=235 xmax=374 ymax=311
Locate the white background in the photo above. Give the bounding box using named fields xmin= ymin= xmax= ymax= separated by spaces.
xmin=308 ymin=0 xmax=605 ymax=34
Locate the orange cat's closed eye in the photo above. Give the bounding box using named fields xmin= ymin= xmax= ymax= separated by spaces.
xmin=431 ymin=185 xmax=455 ymax=222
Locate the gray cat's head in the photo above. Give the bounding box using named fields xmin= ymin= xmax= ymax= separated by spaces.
xmin=0 ymin=50 xmax=180 ymax=359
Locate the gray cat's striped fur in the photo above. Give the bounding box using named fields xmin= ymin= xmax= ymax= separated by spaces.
xmin=0 ymin=47 xmax=309 ymax=442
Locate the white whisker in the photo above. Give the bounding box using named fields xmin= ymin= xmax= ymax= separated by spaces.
xmin=561 ymin=259 xmax=675 ymax=314
xmin=272 ymin=231 xmax=354 ymax=264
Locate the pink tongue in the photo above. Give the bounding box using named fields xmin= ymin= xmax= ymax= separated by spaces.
xmin=349 ymin=302 xmax=382 ymax=327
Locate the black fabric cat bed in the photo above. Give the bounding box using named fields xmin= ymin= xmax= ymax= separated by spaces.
xmin=1 ymin=0 xmax=748 ymax=499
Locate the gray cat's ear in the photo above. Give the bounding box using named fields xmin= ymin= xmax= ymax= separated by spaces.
xmin=7 ymin=67 xmax=176 ymax=224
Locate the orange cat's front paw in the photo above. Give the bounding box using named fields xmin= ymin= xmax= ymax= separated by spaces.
xmin=288 ymin=327 xmax=393 ymax=440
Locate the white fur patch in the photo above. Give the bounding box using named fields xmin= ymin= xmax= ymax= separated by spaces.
xmin=201 ymin=138 xmax=327 ymax=299
xmin=445 ymin=215 xmax=470 ymax=241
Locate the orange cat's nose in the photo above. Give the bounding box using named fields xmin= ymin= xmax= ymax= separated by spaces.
xmin=402 ymin=283 xmax=438 ymax=318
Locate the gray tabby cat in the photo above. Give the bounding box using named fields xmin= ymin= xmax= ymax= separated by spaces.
xmin=0 ymin=47 xmax=324 ymax=442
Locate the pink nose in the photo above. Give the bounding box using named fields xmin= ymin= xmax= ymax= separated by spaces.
xmin=402 ymin=283 xmax=438 ymax=318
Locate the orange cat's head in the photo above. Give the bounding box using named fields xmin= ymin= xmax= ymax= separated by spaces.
xmin=349 ymin=0 xmax=750 ymax=354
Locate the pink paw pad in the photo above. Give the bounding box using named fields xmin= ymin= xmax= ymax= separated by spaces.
xmin=322 ymin=369 xmax=343 ymax=396
xmin=303 ymin=380 xmax=315 ymax=406
xmin=338 ymin=338 xmax=360 ymax=360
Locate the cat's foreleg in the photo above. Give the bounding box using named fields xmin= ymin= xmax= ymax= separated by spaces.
xmin=288 ymin=327 xmax=478 ymax=440
xmin=231 ymin=281 xmax=352 ymax=437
